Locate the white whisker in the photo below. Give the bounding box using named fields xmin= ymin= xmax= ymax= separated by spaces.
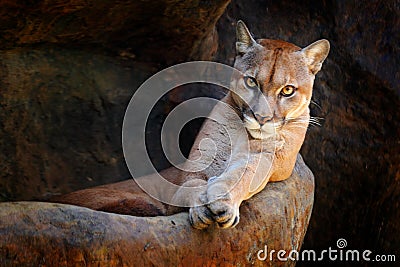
xmin=310 ymin=100 xmax=322 ymax=110
xmin=283 ymin=116 xmax=324 ymax=131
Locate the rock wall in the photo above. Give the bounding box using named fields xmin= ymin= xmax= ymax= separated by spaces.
xmin=0 ymin=0 xmax=229 ymax=200
xmin=0 ymin=0 xmax=229 ymax=63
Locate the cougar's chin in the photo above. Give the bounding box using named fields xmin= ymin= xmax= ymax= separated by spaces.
xmin=246 ymin=127 xmax=275 ymax=140
xmin=246 ymin=129 xmax=262 ymax=139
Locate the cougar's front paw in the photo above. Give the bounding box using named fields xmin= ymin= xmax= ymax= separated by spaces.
xmin=189 ymin=205 xmax=213 ymax=229
xmin=207 ymin=194 xmax=240 ymax=229
xmin=188 ymin=192 xmax=213 ymax=229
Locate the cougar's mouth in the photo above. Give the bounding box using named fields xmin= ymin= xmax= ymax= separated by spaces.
xmin=243 ymin=114 xmax=281 ymax=140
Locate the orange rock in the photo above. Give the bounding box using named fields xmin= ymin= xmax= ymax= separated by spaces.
xmin=0 ymin=155 xmax=314 ymax=266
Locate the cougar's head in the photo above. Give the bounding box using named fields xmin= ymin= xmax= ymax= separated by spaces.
xmin=231 ymin=21 xmax=330 ymax=140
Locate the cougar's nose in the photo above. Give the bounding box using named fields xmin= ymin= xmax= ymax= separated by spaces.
xmin=254 ymin=114 xmax=273 ymax=125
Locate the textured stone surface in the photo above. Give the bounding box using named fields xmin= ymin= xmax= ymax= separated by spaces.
xmin=0 ymin=48 xmax=153 ymax=200
xmin=0 ymin=0 xmax=229 ymax=63
xmin=0 ymin=155 xmax=314 ymax=267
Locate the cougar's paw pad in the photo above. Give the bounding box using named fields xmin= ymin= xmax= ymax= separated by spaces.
xmin=189 ymin=206 xmax=213 ymax=230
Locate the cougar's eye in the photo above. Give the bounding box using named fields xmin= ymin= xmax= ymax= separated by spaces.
xmin=244 ymin=76 xmax=259 ymax=89
xmin=280 ymin=85 xmax=296 ymax=97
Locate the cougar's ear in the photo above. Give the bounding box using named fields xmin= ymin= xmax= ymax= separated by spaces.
xmin=236 ymin=20 xmax=256 ymax=56
xmin=302 ymin=39 xmax=330 ymax=75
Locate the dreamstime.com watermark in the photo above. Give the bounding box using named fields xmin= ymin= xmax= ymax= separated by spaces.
xmin=257 ymin=238 xmax=396 ymax=263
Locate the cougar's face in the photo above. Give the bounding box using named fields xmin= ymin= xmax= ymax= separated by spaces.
xmin=232 ymin=39 xmax=315 ymax=140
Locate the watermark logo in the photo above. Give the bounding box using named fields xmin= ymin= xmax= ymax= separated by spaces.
xmin=257 ymin=238 xmax=396 ymax=263
xmin=336 ymin=238 xmax=347 ymax=249
xmin=122 ymin=61 xmax=277 ymax=207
